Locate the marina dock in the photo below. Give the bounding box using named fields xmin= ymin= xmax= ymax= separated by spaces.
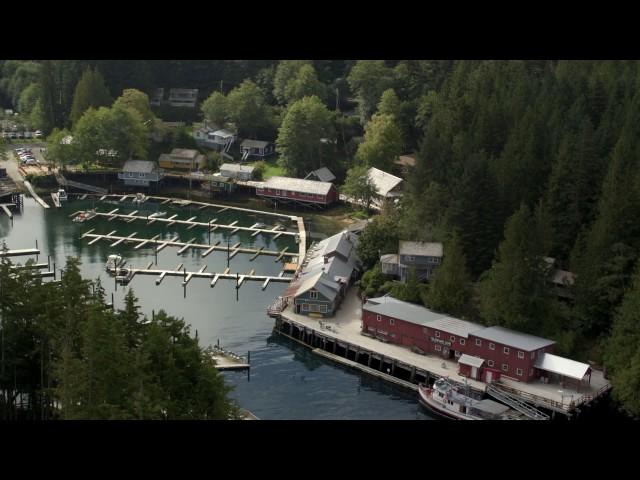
xmin=75 ymin=209 xmax=299 ymax=238
xmin=0 ymin=248 xmax=40 ymax=257
xmin=23 ymin=181 xmax=50 ymax=209
xmin=80 ymin=230 xmax=299 ymax=262
xmin=209 ymin=345 xmax=251 ymax=371
xmin=112 ymin=262 xmax=292 ymax=289
xmin=50 ymin=192 xmax=61 ymax=208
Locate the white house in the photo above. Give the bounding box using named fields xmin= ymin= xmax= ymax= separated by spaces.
xmin=219 ymin=163 xmax=255 ymax=181
xmin=239 ymin=139 xmax=274 ymax=160
xmin=118 ymin=160 xmax=164 ymax=187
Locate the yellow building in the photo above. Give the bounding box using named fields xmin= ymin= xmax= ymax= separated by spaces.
xmin=158 ymin=148 xmax=206 ymax=171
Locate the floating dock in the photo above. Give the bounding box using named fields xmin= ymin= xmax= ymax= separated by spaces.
xmin=80 ymin=230 xmax=298 ymax=261
xmin=111 ymin=263 xmax=291 ymax=290
xmin=75 ymin=209 xmax=299 ymax=238
xmin=209 ymin=346 xmax=251 ymax=371
xmin=0 ymin=248 xmax=40 ymax=257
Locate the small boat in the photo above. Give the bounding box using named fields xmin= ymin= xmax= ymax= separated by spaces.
xmin=105 ymin=254 xmax=125 ymax=273
xmin=132 ymin=193 xmax=147 ymax=204
xmin=72 ymin=209 xmax=97 ymax=223
xmin=148 ymin=211 xmax=167 ymax=219
xmin=57 ymin=189 xmax=68 ymax=201
xmin=253 ymin=222 xmax=268 ymax=229
xmin=273 ymin=223 xmax=286 ymax=231
xmin=418 ymin=378 xmax=520 ymax=420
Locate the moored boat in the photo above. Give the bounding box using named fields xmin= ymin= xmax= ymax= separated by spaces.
xmin=148 ymin=211 xmax=167 ymax=219
xmin=57 ymin=189 xmax=68 ymax=201
xmin=105 ymin=254 xmax=125 ymax=273
xmin=72 ymin=209 xmax=97 ymax=223
xmin=418 ymin=378 xmax=522 ymax=420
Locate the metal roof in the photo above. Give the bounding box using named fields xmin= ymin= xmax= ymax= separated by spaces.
xmin=367 ymin=167 xmax=403 ymax=197
xmin=458 ymin=354 xmax=485 ymax=368
xmin=293 ymin=271 xmax=341 ymax=301
xmin=212 ymin=129 xmax=234 ymax=138
xmin=305 ymin=167 xmax=336 ymax=183
xmin=534 ymin=353 xmax=591 ymax=380
xmin=427 ymin=316 xmax=484 ymax=338
xmin=363 ymin=296 xmax=447 ymax=327
xmin=241 ymin=139 xmax=270 ymax=149
xmin=170 ymin=148 xmax=199 ymax=159
xmin=121 ymin=160 xmax=158 ymax=174
xmin=380 ymin=253 xmax=399 ymax=264
xmin=399 ymin=241 xmax=443 ymax=257
xmin=472 ymin=326 xmax=555 ymax=351
xmin=263 ymin=176 xmax=333 ymax=196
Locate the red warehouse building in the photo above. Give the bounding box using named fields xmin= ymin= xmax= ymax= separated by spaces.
xmin=361 ymin=295 xmax=593 ymax=386
xmin=255 ymin=176 xmax=338 ymax=207
xmin=465 ymin=326 xmax=555 ymax=383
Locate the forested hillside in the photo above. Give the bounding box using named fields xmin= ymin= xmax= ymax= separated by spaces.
xmin=2 ymin=59 xmax=640 ymax=417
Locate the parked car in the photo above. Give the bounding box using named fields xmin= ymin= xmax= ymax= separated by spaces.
xmin=34 ymin=130 xmax=43 ymax=138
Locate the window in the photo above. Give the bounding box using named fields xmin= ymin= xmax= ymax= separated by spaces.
xmin=376 ymin=315 xmax=381 ymax=322
xmin=450 ymin=335 xmax=455 ymax=342
xmin=502 ymin=364 xmax=508 ymax=372
xmin=309 ymin=291 xmax=318 ymax=300
xmin=128 ymin=172 xmax=133 ymax=177
xmin=435 ymin=331 xmax=440 ymax=338
xmin=518 ymin=351 xmax=524 ymax=359
xmin=319 ymin=305 xmax=327 ymax=313
xmin=487 ymin=360 xmax=494 ymax=367
xmin=389 ymin=318 xmax=395 ymax=326
xmin=275 ymin=189 xmax=281 ymax=195
xmin=503 ymin=347 xmax=510 ymax=355
xmin=489 ymin=342 xmax=495 ymax=350
xmin=475 ymin=339 xmax=482 ymax=346
xmin=407 ymin=256 xmax=415 ymax=261
xmin=302 ymin=304 xmax=309 ymax=311
xmin=531 ymin=351 xmax=536 ymax=359
xmin=459 ymin=338 xmax=466 ymax=346
xmin=138 ymin=172 xmax=145 ymax=178
xmin=435 ymin=345 xmax=442 ymax=352
xmin=516 ymin=368 xmax=523 ymax=377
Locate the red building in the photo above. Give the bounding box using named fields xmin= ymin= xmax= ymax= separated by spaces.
xmin=256 ymin=176 xmax=338 ymax=207
xmin=361 ymin=295 xmax=570 ymax=384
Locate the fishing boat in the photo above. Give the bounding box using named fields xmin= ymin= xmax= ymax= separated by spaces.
xmin=132 ymin=192 xmax=147 ymax=204
xmin=418 ymin=378 xmax=523 ymax=420
xmin=72 ymin=209 xmax=97 ymax=223
xmin=105 ymin=254 xmax=125 ymax=273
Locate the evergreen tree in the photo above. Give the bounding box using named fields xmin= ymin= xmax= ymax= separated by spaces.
xmin=284 ymin=64 xmax=327 ymax=104
xmin=347 ymin=60 xmax=395 ymax=123
xmin=69 ymin=68 xmax=113 ymax=125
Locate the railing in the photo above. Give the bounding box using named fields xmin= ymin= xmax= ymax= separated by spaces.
xmin=486 ymin=384 xmax=550 ymax=420
xmin=267 ymin=296 xmax=288 ymax=316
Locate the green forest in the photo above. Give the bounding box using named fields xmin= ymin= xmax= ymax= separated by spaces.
xmin=2 ymin=60 xmax=640 ymax=418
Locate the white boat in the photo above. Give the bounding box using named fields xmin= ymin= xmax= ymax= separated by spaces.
xmin=418 ymin=378 xmax=520 ymax=420
xmin=57 ymin=189 xmax=68 ymax=201
xmin=105 ymin=254 xmax=125 ymax=273
xmin=148 ymin=211 xmax=167 ymax=219
xmin=132 ymin=193 xmax=147 ymax=204
xmin=72 ymin=209 xmax=97 ymax=223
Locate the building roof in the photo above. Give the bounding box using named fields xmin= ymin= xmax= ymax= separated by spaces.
xmin=427 ymin=316 xmax=484 ymax=338
xmin=241 ymin=139 xmax=270 ymax=149
xmin=364 ymin=296 xmax=448 ymax=327
xmin=212 ymin=129 xmax=235 ymax=138
xmin=399 ymin=241 xmax=443 ymax=258
xmin=263 ymin=176 xmax=333 ymax=196
xmin=293 ymin=271 xmax=341 ymax=301
xmin=305 ymin=167 xmax=336 ymax=183
xmin=170 ymin=148 xmax=199 ymax=159
xmin=534 ymin=353 xmax=591 ymax=380
xmin=395 ymin=154 xmax=417 ymax=168
xmin=220 ymin=163 xmax=255 ymax=174
xmin=380 ymin=253 xmax=399 ymax=264
xmin=122 ymin=160 xmax=158 ymax=174
xmin=458 ymin=354 xmax=485 ymax=368
xmin=169 ymin=88 xmax=198 ymax=97
xmin=367 ymin=167 xmax=403 ymax=197
xmin=550 ymin=269 xmax=576 ymax=286
xmin=346 ymin=219 xmax=371 ymax=234
xmin=472 ymin=326 xmax=555 ymax=352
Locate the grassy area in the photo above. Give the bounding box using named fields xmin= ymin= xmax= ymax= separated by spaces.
xmin=250 ymin=159 xmax=285 ymax=179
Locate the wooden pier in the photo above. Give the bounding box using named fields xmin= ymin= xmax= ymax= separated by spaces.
xmin=23 ymin=181 xmax=50 ymax=209
xmin=73 ymin=209 xmax=300 ymax=238
xmin=209 ymin=346 xmax=251 ymax=371
xmin=80 ymin=230 xmax=299 ymax=261
xmin=111 ymin=263 xmax=292 ymax=290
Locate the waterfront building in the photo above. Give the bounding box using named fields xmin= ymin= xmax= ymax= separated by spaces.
xmin=239 ymin=139 xmax=274 ymax=160
xmin=118 ymin=160 xmax=164 ymax=188
xmin=168 ymin=88 xmax=198 ymax=108
xmin=158 ymin=148 xmax=206 ymax=171
xmin=284 ymin=230 xmax=360 ymax=317
xmin=255 ymin=176 xmax=338 ymax=207
xmin=219 ymin=163 xmax=255 ymax=181
xmin=367 ymin=167 xmax=403 ymax=208
xmin=194 ymin=126 xmax=236 ymax=151
xmin=361 ymin=295 xmax=593 ymax=388
xmin=381 ymin=240 xmax=443 ymax=282
xmin=304 ymin=167 xmax=336 ymax=183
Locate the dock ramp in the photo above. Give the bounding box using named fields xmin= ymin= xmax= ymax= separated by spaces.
xmin=486 ymin=383 xmax=550 ymax=420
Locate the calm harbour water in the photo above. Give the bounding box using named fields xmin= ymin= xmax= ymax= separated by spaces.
xmin=0 ymin=197 xmax=433 ymax=420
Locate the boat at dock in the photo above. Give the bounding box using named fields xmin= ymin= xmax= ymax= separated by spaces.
xmin=105 ymin=254 xmax=125 ymax=273
xmin=148 ymin=211 xmax=167 ymax=219
xmin=57 ymin=189 xmax=68 ymax=201
xmin=72 ymin=209 xmax=97 ymax=223
xmin=132 ymin=192 xmax=147 ymax=204
xmin=418 ymin=378 xmax=525 ymax=420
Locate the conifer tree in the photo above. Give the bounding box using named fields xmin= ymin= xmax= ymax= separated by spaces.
xmin=69 ymin=68 xmax=112 ymax=125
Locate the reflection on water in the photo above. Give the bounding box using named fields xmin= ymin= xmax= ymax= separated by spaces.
xmin=0 ymin=197 xmax=434 ymax=420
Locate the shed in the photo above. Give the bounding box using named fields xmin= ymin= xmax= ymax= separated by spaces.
xmin=534 ymin=352 xmax=592 ymax=391
xmin=240 ymin=139 xmax=274 ymax=159
xmin=367 ymin=167 xmax=403 ymax=199
xmin=219 ymin=163 xmax=255 ymax=181
xmin=458 ymin=354 xmax=486 ymax=381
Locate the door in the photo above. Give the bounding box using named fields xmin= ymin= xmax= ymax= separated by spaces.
xmin=471 ymin=366 xmax=477 ymax=379
xmin=486 ymin=370 xmax=493 ymax=383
